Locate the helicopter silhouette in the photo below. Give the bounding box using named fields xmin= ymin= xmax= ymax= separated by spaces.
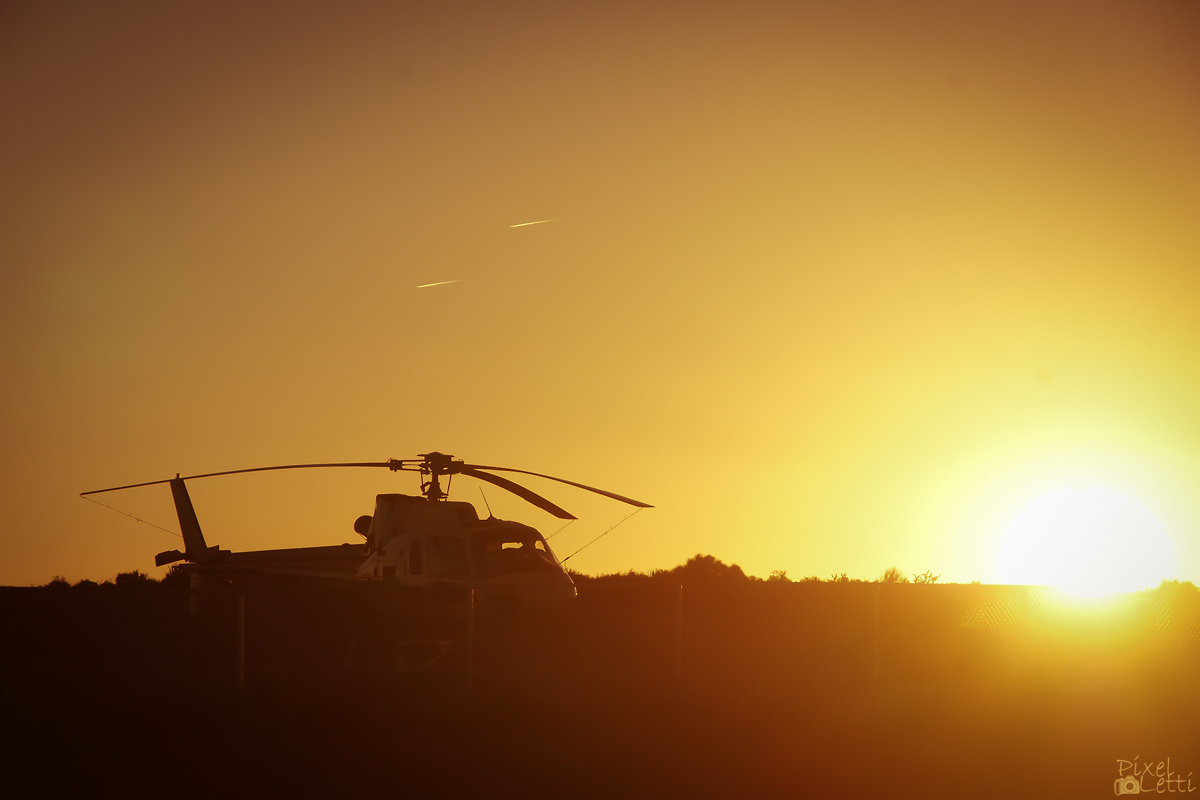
xmin=81 ymin=452 xmax=652 ymax=604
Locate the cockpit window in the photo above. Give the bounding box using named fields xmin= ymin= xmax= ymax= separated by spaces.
xmin=428 ymin=536 xmax=469 ymax=579
xmin=473 ymin=531 xmax=557 ymax=578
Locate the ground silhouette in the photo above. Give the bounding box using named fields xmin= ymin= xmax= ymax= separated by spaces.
xmin=4 ymin=559 xmax=1199 ymax=798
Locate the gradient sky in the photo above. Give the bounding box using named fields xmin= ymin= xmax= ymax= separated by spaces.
xmin=2 ymin=0 xmax=1198 ymax=586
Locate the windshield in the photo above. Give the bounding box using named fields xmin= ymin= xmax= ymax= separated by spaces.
xmin=472 ymin=530 xmax=558 ymax=578
xmin=428 ymin=535 xmax=470 ymax=579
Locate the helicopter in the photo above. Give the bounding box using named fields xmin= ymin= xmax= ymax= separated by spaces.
xmin=81 ymin=452 xmax=652 ymax=606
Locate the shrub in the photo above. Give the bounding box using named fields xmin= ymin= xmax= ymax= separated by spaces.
xmin=160 ymin=564 xmax=190 ymax=591
xmin=878 ymin=567 xmax=909 ymax=584
xmin=568 ymin=554 xmax=754 ymax=584
xmin=114 ymin=570 xmax=157 ymax=590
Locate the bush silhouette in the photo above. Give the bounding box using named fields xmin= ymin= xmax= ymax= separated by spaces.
xmin=570 ymin=555 xmax=902 ymax=585
xmin=160 ymin=565 xmax=190 ymax=591
xmin=571 ymin=554 xmax=755 ymax=585
xmin=114 ymin=570 xmax=156 ymax=591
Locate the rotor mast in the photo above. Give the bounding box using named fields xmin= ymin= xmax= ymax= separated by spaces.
xmin=415 ymin=451 xmax=458 ymax=502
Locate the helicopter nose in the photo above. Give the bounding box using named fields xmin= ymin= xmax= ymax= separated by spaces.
xmin=478 ymin=570 xmax=577 ymax=611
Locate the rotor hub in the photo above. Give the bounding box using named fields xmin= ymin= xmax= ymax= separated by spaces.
xmin=416 ymin=451 xmax=460 ymax=502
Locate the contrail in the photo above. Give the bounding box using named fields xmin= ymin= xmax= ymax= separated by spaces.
xmin=509 ymin=219 xmax=554 ymax=228
xmin=416 ymin=279 xmax=461 ymax=288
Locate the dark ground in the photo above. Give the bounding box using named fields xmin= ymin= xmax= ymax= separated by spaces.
xmin=3 ymin=582 xmax=1198 ymax=798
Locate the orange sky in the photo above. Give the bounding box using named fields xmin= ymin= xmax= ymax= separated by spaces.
xmin=2 ymin=0 xmax=1198 ymax=586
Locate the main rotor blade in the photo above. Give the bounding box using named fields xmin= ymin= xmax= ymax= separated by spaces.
xmin=463 ymin=465 xmax=653 ymax=508
xmin=81 ymin=462 xmax=393 ymax=495
xmin=458 ymin=467 xmax=576 ymax=520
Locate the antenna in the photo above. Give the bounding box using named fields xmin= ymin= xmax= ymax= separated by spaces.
xmin=478 ymin=486 xmax=494 ymax=518
xmin=545 ymin=519 xmax=575 ymax=540
xmin=79 ymin=494 xmax=182 ymax=539
xmin=560 ymin=508 xmax=644 ymax=563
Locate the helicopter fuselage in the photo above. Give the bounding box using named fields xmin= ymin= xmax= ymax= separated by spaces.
xmin=82 ymin=452 xmax=646 ymax=611
xmin=175 ymin=493 xmax=575 ymax=613
xmin=355 ymin=494 xmax=576 ymax=602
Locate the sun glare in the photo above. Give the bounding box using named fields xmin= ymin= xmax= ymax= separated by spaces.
xmin=998 ymin=487 xmax=1174 ymax=597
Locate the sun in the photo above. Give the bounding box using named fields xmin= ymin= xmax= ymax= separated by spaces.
xmin=997 ymin=486 xmax=1174 ymax=596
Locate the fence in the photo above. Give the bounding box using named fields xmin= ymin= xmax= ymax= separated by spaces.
xmin=3 ymin=582 xmax=1198 ymax=695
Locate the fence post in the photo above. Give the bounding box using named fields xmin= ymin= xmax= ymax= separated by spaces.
xmin=675 ymin=584 xmax=684 ymax=683
xmin=237 ymin=592 xmax=246 ymax=691
xmin=465 ymin=587 xmax=475 ymax=690
xmin=872 ymin=583 xmax=879 ymax=689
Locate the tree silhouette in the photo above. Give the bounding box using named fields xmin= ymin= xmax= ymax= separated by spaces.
xmin=659 ymin=554 xmax=751 ymax=583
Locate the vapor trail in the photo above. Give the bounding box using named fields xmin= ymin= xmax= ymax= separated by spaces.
xmin=509 ymin=219 xmax=554 ymax=228
xmin=416 ymin=280 xmax=461 ymax=288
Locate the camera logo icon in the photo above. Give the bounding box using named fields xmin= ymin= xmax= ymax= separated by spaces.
xmin=1115 ymin=776 xmax=1140 ymax=795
